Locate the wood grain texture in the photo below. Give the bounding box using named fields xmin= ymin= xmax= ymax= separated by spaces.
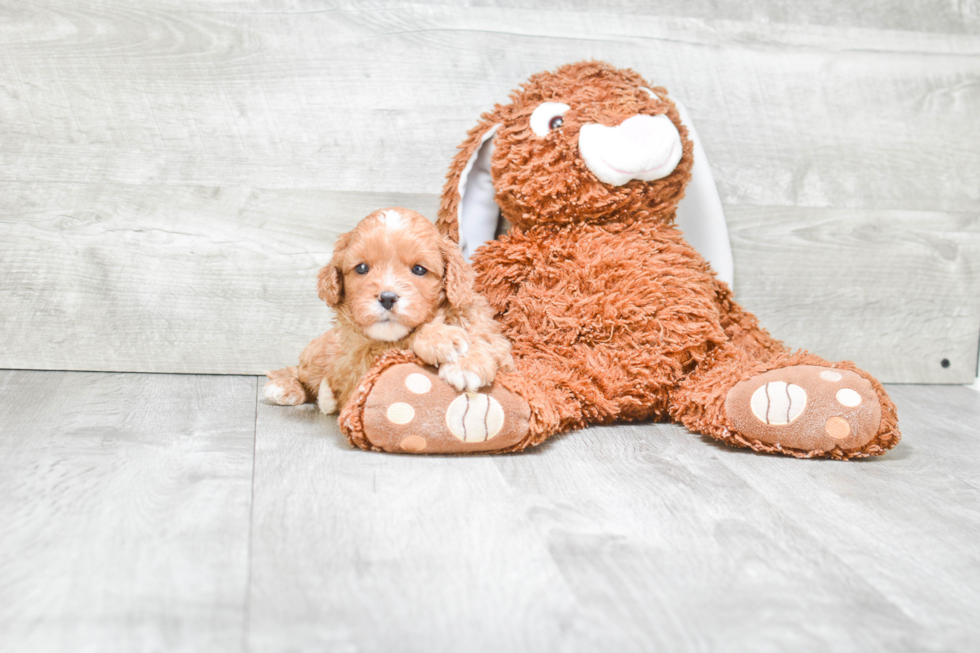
xmin=358 ymin=0 xmax=980 ymax=34
xmin=247 ymin=382 xmax=980 ymax=652
xmin=0 ymin=370 xmax=256 ymax=653
xmin=2 ymin=4 xmax=977 ymax=209
xmin=1 ymin=369 xmax=978 ymax=650
xmin=713 ymin=384 xmax=980 ymax=651
xmin=1 ymin=2 xmax=978 ymax=379
xmin=728 ymin=206 xmax=980 ymax=383
xmin=59 ymin=0 xmax=980 ymax=35
xmin=246 ymin=395 xmax=579 ymax=653
xmin=2 ymin=183 xmax=973 ymax=381
xmin=0 ymin=183 xmax=438 ymax=374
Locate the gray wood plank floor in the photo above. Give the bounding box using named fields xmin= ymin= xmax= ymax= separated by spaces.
xmin=2 ymin=370 xmax=978 ymax=652
xmin=0 ymin=370 xmax=257 ymax=653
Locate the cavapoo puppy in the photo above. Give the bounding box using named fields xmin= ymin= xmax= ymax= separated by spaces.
xmin=264 ymin=207 xmax=513 ymax=414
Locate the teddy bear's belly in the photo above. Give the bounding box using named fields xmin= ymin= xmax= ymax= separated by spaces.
xmin=474 ymin=225 xmax=728 ymax=419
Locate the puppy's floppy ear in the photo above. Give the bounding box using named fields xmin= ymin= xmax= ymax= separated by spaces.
xmin=317 ymin=232 xmax=351 ymax=308
xmin=440 ymin=235 xmax=475 ymax=309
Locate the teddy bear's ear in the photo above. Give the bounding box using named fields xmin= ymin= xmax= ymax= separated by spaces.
xmin=436 ymin=122 xmax=508 ymax=263
xmin=670 ymin=98 xmax=735 ymax=288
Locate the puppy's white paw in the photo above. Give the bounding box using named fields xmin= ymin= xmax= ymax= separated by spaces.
xmin=439 ymin=362 xmax=489 ymax=393
xmin=263 ymin=379 xmax=306 ymax=406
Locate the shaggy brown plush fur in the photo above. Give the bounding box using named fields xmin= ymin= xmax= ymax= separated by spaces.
xmin=439 ymin=66 xmax=692 ymax=235
xmin=339 ymin=61 xmax=899 ymax=459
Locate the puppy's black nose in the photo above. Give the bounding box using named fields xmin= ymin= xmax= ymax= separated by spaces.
xmin=378 ymin=292 xmax=398 ymax=311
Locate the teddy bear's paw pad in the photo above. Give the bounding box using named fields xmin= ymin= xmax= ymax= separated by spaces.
xmin=263 ymin=378 xmax=307 ymax=406
xmin=361 ymin=363 xmax=530 ymax=454
xmin=725 ymin=365 xmax=882 ymax=453
xmin=446 ymin=393 xmax=505 ymax=442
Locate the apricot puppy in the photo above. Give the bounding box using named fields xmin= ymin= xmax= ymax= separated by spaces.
xmin=264 ymin=207 xmax=513 ymax=414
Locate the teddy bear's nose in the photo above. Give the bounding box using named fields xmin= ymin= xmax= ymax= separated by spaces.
xmin=378 ymin=292 xmax=399 ymax=311
xmin=578 ymin=114 xmax=682 ymax=187
xmin=617 ymin=115 xmax=659 ymax=145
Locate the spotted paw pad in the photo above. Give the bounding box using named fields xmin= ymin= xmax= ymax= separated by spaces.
xmin=726 ymin=365 xmax=882 ymax=453
xmin=446 ymin=393 xmax=505 ymax=442
xmin=359 ymin=364 xmax=530 ymax=454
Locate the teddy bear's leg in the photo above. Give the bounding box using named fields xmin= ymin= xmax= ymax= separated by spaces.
xmin=669 ymin=346 xmax=900 ymax=459
xmin=337 ymin=350 xmax=578 ymax=454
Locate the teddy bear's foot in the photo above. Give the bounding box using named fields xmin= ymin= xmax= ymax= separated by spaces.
xmin=340 ymin=356 xmax=531 ymax=454
xmin=725 ymin=365 xmax=888 ymax=458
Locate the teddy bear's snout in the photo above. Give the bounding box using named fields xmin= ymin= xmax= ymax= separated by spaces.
xmin=578 ymin=114 xmax=683 ymax=187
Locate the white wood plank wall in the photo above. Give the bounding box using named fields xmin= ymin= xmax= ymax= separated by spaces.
xmin=1 ymin=1 xmax=978 ymax=382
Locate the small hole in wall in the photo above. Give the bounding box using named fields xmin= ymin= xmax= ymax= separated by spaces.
xmin=941 ymin=358 xmax=951 ymax=368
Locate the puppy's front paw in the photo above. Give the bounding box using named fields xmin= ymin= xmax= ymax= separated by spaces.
xmin=438 ymin=353 xmax=497 ymax=392
xmin=439 ymin=363 xmax=485 ymax=393
xmin=412 ymin=323 xmax=470 ymax=366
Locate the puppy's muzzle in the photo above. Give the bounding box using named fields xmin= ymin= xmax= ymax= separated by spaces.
xmin=378 ymin=292 xmax=399 ymax=311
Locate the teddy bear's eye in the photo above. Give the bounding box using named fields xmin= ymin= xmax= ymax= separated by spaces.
xmin=530 ymin=102 xmax=571 ymax=137
xmin=411 ymin=264 xmax=428 ymax=276
xmin=354 ymin=263 xmax=369 ymax=275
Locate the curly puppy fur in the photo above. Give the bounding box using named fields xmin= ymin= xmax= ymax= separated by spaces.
xmin=265 ymin=208 xmax=513 ymax=412
xmin=429 ymin=61 xmax=899 ymax=459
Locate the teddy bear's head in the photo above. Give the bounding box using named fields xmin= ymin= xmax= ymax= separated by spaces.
xmin=438 ymin=60 xmax=695 ymax=257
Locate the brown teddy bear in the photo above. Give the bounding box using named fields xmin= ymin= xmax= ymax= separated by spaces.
xmin=338 ymin=61 xmax=900 ymax=460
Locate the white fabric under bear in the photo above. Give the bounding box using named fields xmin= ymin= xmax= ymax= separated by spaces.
xmin=672 ymin=100 xmax=734 ymax=287
xmin=457 ymin=125 xmax=500 ymax=263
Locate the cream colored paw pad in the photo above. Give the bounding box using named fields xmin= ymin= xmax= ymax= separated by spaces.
xmin=836 ymin=388 xmax=862 ymax=407
xmin=405 ymin=373 xmax=432 ymax=394
xmin=825 ymin=417 xmax=851 ymax=439
xmin=399 ymin=435 xmax=427 ymax=452
xmin=387 ymin=402 xmax=415 ymax=425
xmin=820 ymin=370 xmax=842 ymax=382
xmin=446 ymin=393 xmax=504 ymax=442
xmin=750 ymin=381 xmax=807 ymax=425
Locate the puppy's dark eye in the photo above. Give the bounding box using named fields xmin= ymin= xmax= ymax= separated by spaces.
xmin=354 ymin=263 xmax=369 ymax=275
xmin=548 ymin=116 xmax=563 ymax=131
xmin=411 ymin=265 xmax=428 ymax=276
